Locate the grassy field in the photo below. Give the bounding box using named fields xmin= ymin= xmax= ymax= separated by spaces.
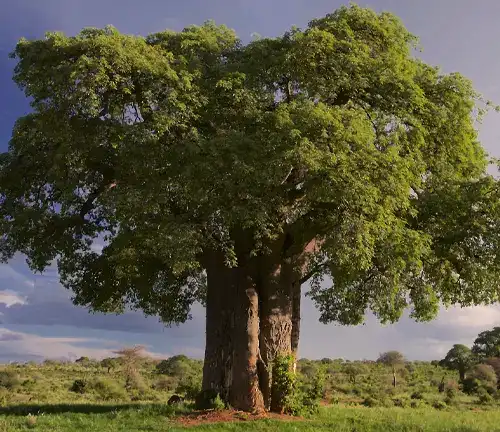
xmin=1 ymin=357 xmax=500 ymax=431
xmin=1 ymin=404 xmax=500 ymax=431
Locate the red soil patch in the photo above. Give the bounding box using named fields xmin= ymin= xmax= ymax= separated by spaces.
xmin=176 ymin=409 xmax=302 ymax=427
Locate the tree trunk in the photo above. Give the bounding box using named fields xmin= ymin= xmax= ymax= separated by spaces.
xmin=201 ymin=252 xmax=234 ymax=403
xmin=392 ymin=369 xmax=397 ymax=387
xmin=291 ymin=279 xmax=301 ymax=374
xmin=459 ymin=369 xmax=465 ymax=382
xmin=201 ymin=231 xmax=308 ymax=413
xmin=259 ymin=260 xmax=295 ymax=412
xmin=228 ymin=268 xmax=265 ymax=412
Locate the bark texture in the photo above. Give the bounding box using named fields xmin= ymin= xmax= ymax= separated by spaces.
xmin=201 ymin=252 xmax=234 ymax=402
xmin=201 ymin=232 xmax=309 ymax=413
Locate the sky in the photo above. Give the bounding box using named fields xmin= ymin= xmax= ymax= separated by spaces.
xmin=1 ymin=0 xmax=500 ymax=363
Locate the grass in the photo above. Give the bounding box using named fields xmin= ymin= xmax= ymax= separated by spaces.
xmin=1 ymin=405 xmax=500 ymax=431
xmin=0 ymin=358 xmax=499 ymax=431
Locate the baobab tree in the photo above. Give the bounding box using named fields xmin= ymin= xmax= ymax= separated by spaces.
xmin=2 ymin=5 xmax=500 ymax=412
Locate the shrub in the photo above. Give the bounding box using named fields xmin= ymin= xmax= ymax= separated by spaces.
xmin=477 ymin=387 xmax=494 ymax=405
xmin=195 ymin=389 xmax=227 ymax=410
xmin=90 ymin=378 xmax=128 ymax=401
xmin=410 ymin=391 xmax=424 ymax=400
xmin=410 ymin=400 xmax=425 ymax=409
xmin=445 ymin=387 xmax=457 ymax=400
xmin=152 ymin=376 xmax=177 ymax=392
xmin=0 ymin=370 xmax=20 ymax=390
xmin=69 ymin=379 xmax=87 ymax=394
xmin=272 ymin=355 xmax=297 ymax=413
xmin=432 ymin=400 xmax=447 ymax=410
xmin=462 ymin=377 xmax=480 ymax=395
xmin=392 ymin=398 xmax=409 ymax=408
xmin=362 ymin=396 xmax=380 ymax=407
xmin=176 ymin=375 xmax=202 ymax=401
xmin=464 ymin=364 xmax=497 ymax=395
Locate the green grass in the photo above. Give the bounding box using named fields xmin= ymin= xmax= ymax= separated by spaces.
xmin=1 ymin=405 xmax=500 ymax=431
xmin=0 ymin=359 xmax=499 ymax=431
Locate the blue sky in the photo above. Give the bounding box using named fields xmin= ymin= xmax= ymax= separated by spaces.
xmin=1 ymin=0 xmax=500 ymax=362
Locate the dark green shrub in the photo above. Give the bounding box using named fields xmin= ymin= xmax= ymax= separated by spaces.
xmin=432 ymin=400 xmax=447 ymax=410
xmin=0 ymin=370 xmax=20 ymax=390
xmin=477 ymin=387 xmax=494 ymax=405
xmin=69 ymin=379 xmax=87 ymax=394
xmin=195 ymin=389 xmax=225 ymax=410
xmin=176 ymin=375 xmax=202 ymax=401
xmin=462 ymin=377 xmax=480 ymax=395
xmin=392 ymin=398 xmax=408 ymax=408
xmin=410 ymin=391 xmax=424 ymax=400
xmin=272 ymin=355 xmax=297 ymax=414
xmin=362 ymin=396 xmax=380 ymax=407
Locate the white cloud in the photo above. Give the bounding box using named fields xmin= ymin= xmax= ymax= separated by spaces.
xmin=0 ymin=328 xmax=172 ymax=362
xmin=0 ymin=291 xmax=26 ymax=308
xmin=438 ymin=305 xmax=500 ymax=329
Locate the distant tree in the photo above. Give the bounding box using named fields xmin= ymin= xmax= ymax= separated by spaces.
xmin=472 ymin=327 xmax=500 ymax=359
xmin=100 ymin=357 xmax=120 ymax=373
xmin=441 ymin=344 xmax=475 ymax=381
xmin=462 ymin=364 xmax=497 ymax=395
xmin=156 ymin=355 xmax=193 ymax=376
xmin=114 ymin=346 xmax=147 ymax=389
xmin=343 ymin=362 xmax=367 ymax=384
xmin=482 ymin=358 xmax=500 ymax=388
xmin=377 ymin=351 xmax=406 ymax=387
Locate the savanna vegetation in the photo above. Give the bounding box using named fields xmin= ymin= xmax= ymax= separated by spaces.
xmin=2 ymin=330 xmax=500 ymax=431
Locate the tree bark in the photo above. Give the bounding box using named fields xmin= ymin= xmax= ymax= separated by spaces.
xmin=291 ymin=279 xmax=301 ymax=374
xmin=228 ymin=267 xmax=265 ymax=412
xmin=259 ymin=260 xmax=296 ymax=412
xmin=201 ymin=251 xmax=234 ymax=403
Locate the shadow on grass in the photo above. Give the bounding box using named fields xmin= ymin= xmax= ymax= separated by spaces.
xmin=0 ymin=402 xmax=192 ymax=416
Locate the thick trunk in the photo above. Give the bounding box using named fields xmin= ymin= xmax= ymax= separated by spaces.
xmin=259 ymin=260 xmax=296 ymax=412
xmin=201 ymin=232 xmax=307 ymax=413
xmin=228 ymin=271 xmax=265 ymax=412
xmin=201 ymin=252 xmax=233 ymax=403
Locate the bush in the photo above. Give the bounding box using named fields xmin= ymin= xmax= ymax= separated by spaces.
xmin=392 ymin=398 xmax=409 ymax=408
xmin=69 ymin=379 xmax=87 ymax=394
xmin=445 ymin=387 xmax=457 ymax=400
xmin=410 ymin=400 xmax=425 ymax=409
xmin=152 ymin=376 xmax=177 ymax=392
xmin=272 ymin=355 xmax=297 ymax=414
xmin=0 ymin=370 xmax=20 ymax=390
xmin=362 ymin=396 xmax=380 ymax=407
xmin=176 ymin=375 xmax=202 ymax=401
xmin=195 ymin=389 xmax=226 ymax=410
xmin=90 ymin=378 xmax=128 ymax=401
xmin=462 ymin=377 xmax=480 ymax=395
xmin=432 ymin=400 xmax=447 ymax=410
xmin=477 ymin=387 xmax=494 ymax=405
xmin=410 ymin=391 xmax=424 ymax=400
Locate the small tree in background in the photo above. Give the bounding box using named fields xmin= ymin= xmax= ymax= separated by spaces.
xmin=343 ymin=362 xmax=367 ymax=385
xmin=100 ymin=357 xmax=120 ymax=373
xmin=377 ymin=351 xmax=405 ymax=387
xmin=441 ymin=344 xmax=475 ymax=381
xmin=114 ymin=346 xmax=147 ymax=391
xmin=472 ymin=327 xmax=500 ymax=359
